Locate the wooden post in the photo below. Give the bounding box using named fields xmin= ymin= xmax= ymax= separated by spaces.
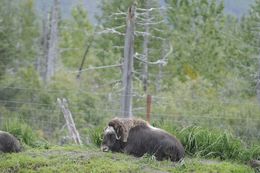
xmin=146 ymin=95 xmax=152 ymax=123
xmin=57 ymin=98 xmax=82 ymax=145
xmin=120 ymin=3 xmax=136 ymax=117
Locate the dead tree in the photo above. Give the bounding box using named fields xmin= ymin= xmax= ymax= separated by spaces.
xmin=96 ymin=1 xmax=169 ymax=116
xmin=76 ymin=24 xmax=100 ymax=80
xmin=37 ymin=12 xmax=50 ymax=81
xmin=134 ymin=2 xmax=169 ymax=93
xmin=45 ymin=0 xmax=60 ymax=83
xmin=76 ymin=35 xmax=94 ymax=80
xmin=142 ymin=1 xmax=150 ymax=93
xmin=156 ymin=42 xmax=172 ymax=92
xmin=57 ymin=98 xmax=82 ymax=145
xmin=256 ymin=25 xmax=260 ymax=103
xmin=120 ymin=3 xmax=136 ymax=117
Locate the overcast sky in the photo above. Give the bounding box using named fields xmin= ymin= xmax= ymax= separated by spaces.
xmin=36 ymin=0 xmax=255 ymax=24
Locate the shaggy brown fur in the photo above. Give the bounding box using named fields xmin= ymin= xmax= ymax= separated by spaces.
xmin=0 ymin=131 xmax=21 ymax=153
xmin=108 ymin=117 xmax=147 ymax=142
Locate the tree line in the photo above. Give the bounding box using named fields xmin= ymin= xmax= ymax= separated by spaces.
xmin=0 ymin=0 xmax=260 ymax=142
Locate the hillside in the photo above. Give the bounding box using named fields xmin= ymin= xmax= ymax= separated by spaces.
xmin=0 ymin=146 xmax=254 ymax=173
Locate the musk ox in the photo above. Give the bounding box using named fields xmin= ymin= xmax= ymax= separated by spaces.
xmin=0 ymin=131 xmax=21 ymax=153
xmin=101 ymin=117 xmax=185 ymax=162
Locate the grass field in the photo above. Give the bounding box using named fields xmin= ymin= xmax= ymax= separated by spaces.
xmin=0 ymin=145 xmax=255 ymax=173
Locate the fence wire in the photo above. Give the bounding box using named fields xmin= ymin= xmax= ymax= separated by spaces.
xmin=0 ymin=86 xmax=259 ymax=144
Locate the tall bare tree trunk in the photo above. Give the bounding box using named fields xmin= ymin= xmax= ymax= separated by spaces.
xmin=257 ymin=54 xmax=260 ymax=104
xmin=156 ymin=63 xmax=163 ymax=92
xmin=38 ymin=13 xmax=50 ymax=81
xmin=142 ymin=1 xmax=150 ymax=93
xmin=120 ymin=3 xmax=136 ymax=117
xmin=45 ymin=0 xmax=59 ymax=83
xmin=156 ymin=41 xmax=166 ymax=93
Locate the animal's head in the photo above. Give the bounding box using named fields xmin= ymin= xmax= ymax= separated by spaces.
xmin=101 ymin=117 xmax=147 ymax=152
xmin=101 ymin=126 xmax=121 ymax=152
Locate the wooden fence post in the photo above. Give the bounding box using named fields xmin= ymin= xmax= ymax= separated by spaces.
xmin=57 ymin=98 xmax=82 ymax=145
xmin=146 ymin=95 xmax=152 ymax=123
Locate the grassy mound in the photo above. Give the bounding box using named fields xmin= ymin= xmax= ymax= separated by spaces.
xmin=0 ymin=146 xmax=254 ymax=173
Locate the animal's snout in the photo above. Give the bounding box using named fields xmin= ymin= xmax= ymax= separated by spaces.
xmin=101 ymin=145 xmax=109 ymax=152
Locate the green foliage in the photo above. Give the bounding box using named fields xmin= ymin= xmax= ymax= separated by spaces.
xmin=3 ymin=119 xmax=34 ymax=146
xmin=0 ymin=2 xmax=259 ymax=173
xmin=151 ymin=77 xmax=260 ymax=144
xmin=154 ymin=121 xmax=260 ymax=162
xmin=3 ymin=119 xmax=48 ymax=148
xmin=239 ymin=0 xmax=260 ymax=94
xmin=88 ymin=126 xmax=104 ymax=147
xmin=165 ymin=0 xmax=256 ymax=93
xmin=0 ymin=67 xmax=56 ymax=130
xmin=60 ymin=2 xmax=93 ymax=68
xmin=179 ymin=126 xmax=243 ymax=159
xmin=0 ymin=0 xmax=39 ymax=77
xmin=241 ymin=0 xmax=260 ymax=48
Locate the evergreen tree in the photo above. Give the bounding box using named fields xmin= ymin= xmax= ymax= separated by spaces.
xmin=165 ymin=0 xmax=255 ymax=97
xmin=60 ymin=3 xmax=93 ymax=69
xmin=240 ymin=0 xmax=260 ymax=100
xmin=0 ymin=0 xmax=39 ymax=78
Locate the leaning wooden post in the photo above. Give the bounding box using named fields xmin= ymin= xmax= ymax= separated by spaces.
xmin=57 ymin=98 xmax=82 ymax=145
xmin=146 ymin=95 xmax=152 ymax=123
xmin=120 ymin=3 xmax=136 ymax=117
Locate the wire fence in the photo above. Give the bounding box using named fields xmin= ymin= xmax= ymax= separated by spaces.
xmin=0 ymin=86 xmax=259 ymax=144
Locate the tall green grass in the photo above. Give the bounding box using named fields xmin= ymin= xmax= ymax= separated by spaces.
xmin=154 ymin=120 xmax=260 ymax=162
xmin=2 ymin=118 xmax=49 ymax=148
xmin=179 ymin=126 xmax=242 ymax=159
xmin=89 ymin=127 xmax=103 ymax=147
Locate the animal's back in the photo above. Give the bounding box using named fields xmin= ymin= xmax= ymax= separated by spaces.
xmin=0 ymin=131 xmax=21 ymax=153
xmin=125 ymin=125 xmax=185 ymax=161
